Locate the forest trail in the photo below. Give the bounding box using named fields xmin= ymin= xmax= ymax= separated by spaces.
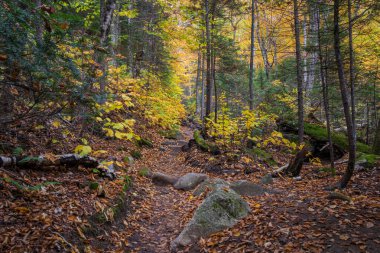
xmin=122 ymin=127 xmax=380 ymax=253
xmin=127 ymin=126 xmax=199 ymax=252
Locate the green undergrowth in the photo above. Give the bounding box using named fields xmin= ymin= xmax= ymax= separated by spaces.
xmin=159 ymin=125 xmax=180 ymax=139
xmin=0 ymin=177 xmax=61 ymax=191
xmin=245 ymin=147 xmax=277 ymax=166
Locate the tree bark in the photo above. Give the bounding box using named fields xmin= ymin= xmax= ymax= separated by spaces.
xmin=248 ymin=0 xmax=255 ymax=110
xmin=283 ymin=147 xmax=310 ymax=177
xmin=205 ymin=0 xmax=212 ymax=122
xmin=373 ymin=118 xmax=380 ymax=154
xmin=293 ymin=0 xmax=304 ymax=143
xmin=317 ymin=7 xmax=334 ymax=169
xmin=348 ymin=0 xmax=357 ymax=148
xmin=333 ymin=0 xmax=356 ymax=188
xmin=98 ymin=0 xmax=117 ymax=100
xmin=201 ymin=52 xmax=206 ymax=121
xmin=0 ymin=154 xmax=98 ymax=169
xmin=255 ymin=4 xmax=269 ymax=80
xmin=195 ymin=50 xmax=202 ymax=116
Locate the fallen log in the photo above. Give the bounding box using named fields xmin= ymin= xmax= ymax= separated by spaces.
xmin=0 ymin=154 xmax=99 ymax=169
xmin=0 ymin=154 xmax=116 ymax=179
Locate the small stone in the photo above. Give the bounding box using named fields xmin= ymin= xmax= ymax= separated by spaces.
xmin=174 ymin=173 xmax=208 ymax=191
xmin=260 ymin=174 xmax=273 ymax=185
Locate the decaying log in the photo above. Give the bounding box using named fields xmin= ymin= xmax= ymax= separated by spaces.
xmin=271 ymin=163 xmax=289 ymax=177
xmin=0 ymin=154 xmax=99 ymax=169
xmin=327 ymin=191 xmax=352 ymax=202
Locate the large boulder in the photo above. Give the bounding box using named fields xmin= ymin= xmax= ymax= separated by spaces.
xmin=171 ymin=188 xmax=250 ymax=251
xmin=174 ymin=173 xmax=208 ymax=191
xmin=192 ymin=178 xmax=229 ymax=196
xmin=230 ymin=180 xmax=268 ymax=196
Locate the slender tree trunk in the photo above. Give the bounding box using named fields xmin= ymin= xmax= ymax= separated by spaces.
xmin=98 ymin=0 xmax=117 ymax=101
xmin=195 ymin=50 xmax=202 ymax=116
xmin=348 ymin=0 xmax=357 ymax=147
xmin=201 ymin=52 xmax=206 ymax=121
xmin=110 ymin=1 xmax=120 ymax=67
xmin=213 ymin=53 xmax=217 ymax=123
xmin=35 ymin=0 xmax=43 ymax=46
xmin=255 ymin=3 xmax=269 ymax=80
xmin=293 ymin=0 xmax=304 ymax=143
xmin=303 ymin=12 xmax=308 ymax=95
xmin=248 ymin=0 xmax=255 ymax=110
xmin=317 ymin=8 xmax=334 ymax=169
xmin=333 ymin=0 xmax=355 ymax=188
xmin=373 ymin=118 xmax=380 ymax=154
xmin=205 ymin=0 xmax=212 ymax=123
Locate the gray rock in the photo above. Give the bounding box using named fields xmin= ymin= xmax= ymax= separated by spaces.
xmin=230 ymin=180 xmax=267 ymax=196
xmin=192 ymin=178 xmax=229 ymax=196
xmin=171 ymin=188 xmax=250 ymax=251
xmin=174 ymin=173 xmax=208 ymax=191
xmin=260 ymin=174 xmax=273 ymax=185
xmin=152 ymin=172 xmax=178 ymax=186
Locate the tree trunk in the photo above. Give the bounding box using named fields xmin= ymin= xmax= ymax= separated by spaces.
xmin=348 ymin=0 xmax=357 ymax=147
xmin=205 ymin=0 xmax=212 ymax=122
xmin=256 ymin=4 xmax=269 ymax=80
xmin=317 ymin=7 xmax=334 ymax=169
xmin=195 ymin=50 xmax=202 ymax=116
xmin=201 ymin=52 xmax=206 ymax=121
xmin=293 ymin=0 xmax=304 ymax=143
xmin=373 ymin=118 xmax=380 ymax=154
xmin=35 ymin=0 xmax=43 ymax=46
xmin=333 ymin=0 xmax=356 ymax=188
xmin=278 ymin=147 xmax=310 ymax=177
xmin=303 ymin=12 xmax=308 ymax=95
xmin=0 ymin=154 xmax=98 ymax=169
xmin=213 ymin=48 xmax=217 ymax=123
xmin=98 ymin=0 xmax=117 ymax=101
xmin=248 ymin=0 xmax=255 ymax=110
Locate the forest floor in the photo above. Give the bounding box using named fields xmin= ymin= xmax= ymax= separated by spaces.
xmin=0 ymin=126 xmax=379 ymax=253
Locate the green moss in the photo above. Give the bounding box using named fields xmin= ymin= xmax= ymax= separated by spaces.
xmin=130 ymin=150 xmax=142 ymax=159
xmin=194 ymin=130 xmax=209 ymax=151
xmin=304 ymin=123 xmax=372 ymax=154
xmin=138 ymin=167 xmax=150 ymax=177
xmin=136 ymin=138 xmax=153 ymax=148
xmin=246 ymin=147 xmax=277 ymax=166
xmin=159 ymin=128 xmax=180 ymax=139
xmin=89 ymin=181 xmax=99 ymax=190
xmin=357 ymin=153 xmax=380 ymax=167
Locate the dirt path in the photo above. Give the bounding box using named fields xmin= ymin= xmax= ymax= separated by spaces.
xmin=124 ymin=127 xmax=380 ymax=253
xmin=127 ymin=127 xmax=199 ymax=252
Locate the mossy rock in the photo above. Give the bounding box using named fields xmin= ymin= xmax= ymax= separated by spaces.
xmin=356 ymin=153 xmax=379 ymax=168
xmin=193 ymin=130 xmax=209 ymax=151
xmin=304 ymin=123 xmax=372 ymax=154
xmin=123 ymin=156 xmax=134 ymax=165
xmin=193 ymin=130 xmax=220 ymax=154
xmin=171 ymin=188 xmax=250 ymax=250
